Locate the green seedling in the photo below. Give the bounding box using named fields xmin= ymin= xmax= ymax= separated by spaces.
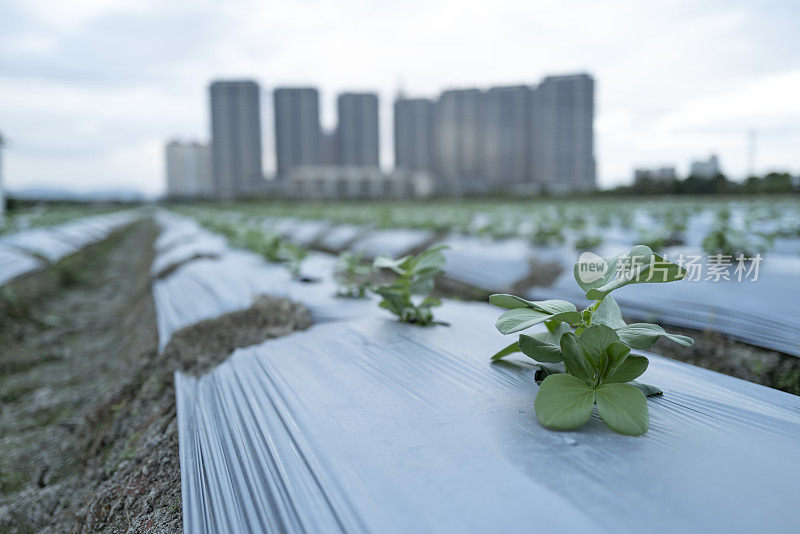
xmin=490 ymin=245 xmax=694 ymax=436
xmin=530 ymin=222 xmax=565 ymax=246
xmin=334 ymin=251 xmax=373 ymax=298
xmin=280 ymin=242 xmax=309 ymax=280
xmin=702 ymin=225 xmax=768 ymax=258
xmin=637 ymin=228 xmax=684 ymax=252
xmin=573 ymin=233 xmax=603 ymax=251
xmin=372 ymin=245 xmax=448 ymax=326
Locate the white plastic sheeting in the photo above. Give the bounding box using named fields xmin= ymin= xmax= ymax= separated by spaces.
xmin=442 ymin=235 xmax=534 ymax=291
xmin=0 ymin=210 xmax=140 ymax=286
xmin=175 ymin=299 xmax=800 ymax=533
xmin=151 ymin=213 xmax=228 ymax=278
xmin=317 ymin=224 xmax=364 ymax=252
xmin=0 ymin=244 xmax=43 ymax=286
xmin=281 ymin=220 xmax=330 ymax=247
xmin=155 ymin=214 xmax=208 ymax=253
xmin=152 ymin=245 xmax=373 ymax=352
xmin=349 ymin=228 xmax=434 ymax=259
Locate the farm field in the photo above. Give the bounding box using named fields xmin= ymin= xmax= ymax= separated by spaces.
xmin=1 ymin=196 xmax=800 ymax=532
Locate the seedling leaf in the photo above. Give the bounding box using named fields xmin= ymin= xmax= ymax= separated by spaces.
xmin=496 ymin=308 xmax=581 ymax=335
xmin=616 ymin=323 xmax=694 ymax=349
xmin=585 ymin=246 xmax=686 ymax=300
xmin=519 ymin=334 xmax=563 ymax=363
xmin=560 ymin=333 xmax=594 ymax=384
xmin=592 ymin=295 xmax=626 ymax=329
xmin=605 ymin=354 xmax=649 ymax=383
xmin=534 ymin=374 xmax=595 ymax=430
xmin=491 ymin=341 xmax=520 ymax=360
xmin=595 ymin=383 xmax=649 ymax=435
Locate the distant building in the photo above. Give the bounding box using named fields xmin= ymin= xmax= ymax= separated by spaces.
xmin=209 ymin=80 xmax=263 ymax=198
xmin=531 ymin=74 xmax=595 ymax=192
xmin=394 ymin=97 xmax=437 ymax=174
xmin=336 ymin=93 xmax=380 ymax=167
xmin=634 ymin=167 xmax=677 ymax=182
xmin=484 ymin=85 xmax=531 ymax=189
xmin=690 ymin=154 xmax=721 ymax=179
xmin=287 ymin=165 xmax=433 ymax=199
xmin=274 ymin=87 xmax=322 ymax=179
xmin=320 ymin=130 xmax=337 ymax=165
xmin=436 ymin=88 xmax=486 ymax=194
xmin=165 ymin=141 xmax=214 ymax=199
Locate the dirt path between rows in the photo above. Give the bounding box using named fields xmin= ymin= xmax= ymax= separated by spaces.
xmin=0 ymin=218 xmax=311 ymax=533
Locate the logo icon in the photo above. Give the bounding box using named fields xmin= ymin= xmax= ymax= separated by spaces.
xmin=576 ymin=251 xmax=608 ymax=284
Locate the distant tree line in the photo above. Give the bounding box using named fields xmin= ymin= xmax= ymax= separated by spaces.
xmin=607 ymin=172 xmax=798 ymax=196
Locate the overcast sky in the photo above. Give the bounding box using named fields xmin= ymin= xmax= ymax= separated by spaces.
xmin=1 ymin=0 xmax=798 ymax=196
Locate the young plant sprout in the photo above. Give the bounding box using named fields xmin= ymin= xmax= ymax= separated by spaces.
xmin=334 ymin=251 xmax=373 ymax=298
xmin=702 ymin=224 xmax=768 ymax=258
xmin=372 ymin=245 xmax=448 ymax=326
xmin=490 ymin=245 xmax=694 ymax=436
xmin=573 ymin=233 xmax=603 ymax=251
xmin=257 ymin=233 xmax=286 ymax=263
xmin=281 ymin=242 xmax=309 ymax=280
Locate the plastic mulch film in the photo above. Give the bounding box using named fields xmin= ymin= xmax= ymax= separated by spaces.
xmin=349 ymin=228 xmax=434 ymax=259
xmin=152 ymin=246 xmax=374 ymax=352
xmin=151 ymin=214 xmax=228 ymax=278
xmin=317 ymin=224 xmax=365 ymax=252
xmin=0 ymin=210 xmax=139 ymax=284
xmin=0 ymin=243 xmax=43 ymax=286
xmin=442 ymin=236 xmax=536 ymax=291
xmin=155 ymin=213 xmax=207 ymax=253
xmin=176 ymin=300 xmax=800 ymax=533
xmin=281 ymin=220 xmax=330 ymax=247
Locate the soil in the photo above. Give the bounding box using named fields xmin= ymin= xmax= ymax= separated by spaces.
xmin=0 ymin=219 xmax=311 ymax=533
xmin=511 ymin=257 xmax=565 ymax=294
xmin=645 ymin=325 xmax=800 ymax=396
xmin=152 ymin=254 xmax=219 ymax=281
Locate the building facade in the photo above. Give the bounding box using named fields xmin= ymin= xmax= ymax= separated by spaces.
xmin=209 ymin=80 xmax=263 ymax=197
xmin=336 ymin=93 xmax=380 ymax=167
xmin=484 ymin=85 xmax=532 ymax=189
xmin=274 ymin=87 xmax=322 ymax=178
xmin=287 ymin=165 xmax=433 ymax=199
xmin=435 ymin=89 xmax=486 ymax=195
xmin=165 ymin=141 xmax=214 ymax=199
xmin=690 ymin=154 xmax=721 ymax=179
xmin=394 ymin=97 xmax=437 ymax=174
xmin=634 ymin=166 xmax=677 ymax=182
xmin=531 ymin=74 xmax=595 ymax=193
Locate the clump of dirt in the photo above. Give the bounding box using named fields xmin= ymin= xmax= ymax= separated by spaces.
xmin=152 ymin=254 xmax=220 ymax=280
xmin=0 ymin=218 xmax=312 ymax=533
xmin=511 ymin=257 xmax=564 ymax=293
xmin=646 ymin=326 xmax=800 ymax=396
xmin=162 ymin=295 xmax=311 ymax=376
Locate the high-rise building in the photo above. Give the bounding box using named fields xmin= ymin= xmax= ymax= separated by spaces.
xmin=336 ymin=93 xmax=380 ymax=167
xmin=165 ymin=141 xmax=214 ymax=199
xmin=320 ymin=130 xmax=337 ymax=165
xmin=274 ymin=87 xmax=321 ymax=178
xmin=484 ymin=86 xmax=531 ymax=188
xmin=634 ymin=166 xmax=677 ymax=182
xmin=690 ymin=154 xmax=721 ymax=179
xmin=436 ymin=89 xmax=485 ymax=194
xmin=531 ymin=74 xmax=595 ymax=192
xmin=394 ymin=97 xmax=436 ymax=174
xmin=209 ymin=80 xmax=263 ymax=197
